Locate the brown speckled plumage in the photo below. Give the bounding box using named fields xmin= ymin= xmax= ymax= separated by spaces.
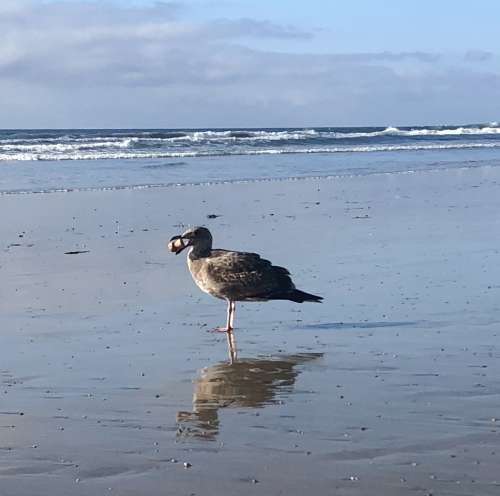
xmin=188 ymin=249 xmax=296 ymax=302
xmin=169 ymin=226 xmax=322 ymax=333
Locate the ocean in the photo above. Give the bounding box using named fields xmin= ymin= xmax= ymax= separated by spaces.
xmin=1 ymin=124 xmax=500 ymax=194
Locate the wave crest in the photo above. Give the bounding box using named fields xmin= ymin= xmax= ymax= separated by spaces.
xmin=1 ymin=124 xmax=500 ymax=162
xmin=2 ymin=142 xmax=500 ymax=161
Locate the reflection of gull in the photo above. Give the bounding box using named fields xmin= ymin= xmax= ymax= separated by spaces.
xmin=168 ymin=227 xmax=322 ymax=333
xmin=176 ymin=353 xmax=322 ymax=439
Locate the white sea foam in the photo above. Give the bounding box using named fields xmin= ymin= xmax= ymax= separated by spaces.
xmin=0 ymin=139 xmax=134 ymax=153
xmin=1 ymin=126 xmax=500 ymax=153
xmin=330 ymin=125 xmax=500 ymax=139
xmin=388 ymin=126 xmax=500 ymax=136
xmin=147 ymin=126 xmax=500 ymax=141
xmin=2 ymin=141 xmax=500 ymax=161
xmin=143 ymin=129 xmax=319 ymax=142
xmin=154 ymin=126 xmax=500 ymax=141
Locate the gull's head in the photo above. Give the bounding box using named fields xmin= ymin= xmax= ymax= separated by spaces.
xmin=168 ymin=226 xmax=213 ymax=255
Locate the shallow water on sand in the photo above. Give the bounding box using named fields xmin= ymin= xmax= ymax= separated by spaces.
xmin=1 ymin=168 xmax=500 ymax=495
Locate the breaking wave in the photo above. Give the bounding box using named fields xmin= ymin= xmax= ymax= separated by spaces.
xmin=2 ymin=141 xmax=500 ymax=161
xmin=3 ymin=124 xmax=500 ymax=194
xmin=329 ymin=125 xmax=500 ymax=138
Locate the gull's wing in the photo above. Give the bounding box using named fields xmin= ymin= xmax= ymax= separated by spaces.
xmin=203 ymin=249 xmax=295 ymax=301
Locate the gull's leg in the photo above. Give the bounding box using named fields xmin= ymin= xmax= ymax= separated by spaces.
xmin=226 ymin=329 xmax=237 ymax=363
xmin=227 ymin=300 xmax=233 ymax=331
xmin=229 ymin=301 xmax=236 ymax=329
xmin=210 ymin=300 xmax=233 ymax=333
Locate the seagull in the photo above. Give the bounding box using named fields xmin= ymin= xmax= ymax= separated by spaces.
xmin=168 ymin=226 xmax=322 ymax=333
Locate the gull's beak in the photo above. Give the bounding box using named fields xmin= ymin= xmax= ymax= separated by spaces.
xmin=168 ymin=234 xmax=191 ymax=255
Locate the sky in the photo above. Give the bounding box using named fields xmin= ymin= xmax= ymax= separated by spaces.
xmin=1 ymin=0 xmax=500 ymax=128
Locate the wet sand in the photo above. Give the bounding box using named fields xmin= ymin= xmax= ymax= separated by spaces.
xmin=1 ymin=167 xmax=500 ymax=495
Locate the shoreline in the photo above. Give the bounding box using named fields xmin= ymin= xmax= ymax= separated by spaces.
xmin=1 ymin=166 xmax=500 ymax=495
xmin=1 ymin=160 xmax=498 ymax=196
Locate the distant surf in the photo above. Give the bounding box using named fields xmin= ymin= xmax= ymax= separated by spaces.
xmin=1 ymin=124 xmax=500 ymax=194
xmin=1 ymin=124 xmax=500 ymax=162
xmin=2 ymin=142 xmax=500 ymax=162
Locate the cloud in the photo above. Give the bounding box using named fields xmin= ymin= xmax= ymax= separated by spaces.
xmin=0 ymin=1 xmax=311 ymax=87
xmin=464 ymin=50 xmax=494 ymax=63
xmin=0 ymin=0 xmax=499 ymax=127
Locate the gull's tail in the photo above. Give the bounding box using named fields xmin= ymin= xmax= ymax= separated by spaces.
xmin=270 ymin=289 xmax=323 ymax=303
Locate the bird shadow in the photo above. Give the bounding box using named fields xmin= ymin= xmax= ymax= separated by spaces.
xmin=300 ymin=320 xmax=421 ymax=331
xmin=176 ymin=351 xmax=323 ymax=440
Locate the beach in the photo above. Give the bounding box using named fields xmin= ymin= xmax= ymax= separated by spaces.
xmin=1 ymin=165 xmax=500 ymax=495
